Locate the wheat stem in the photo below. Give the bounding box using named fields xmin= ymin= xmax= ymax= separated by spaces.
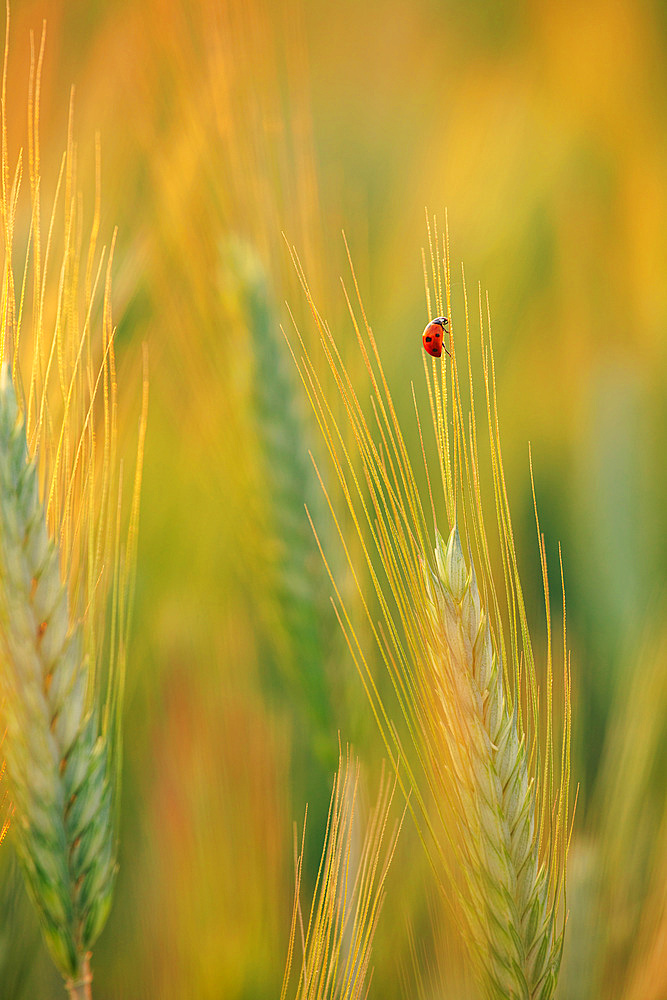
xmin=66 ymin=954 xmax=93 ymax=1000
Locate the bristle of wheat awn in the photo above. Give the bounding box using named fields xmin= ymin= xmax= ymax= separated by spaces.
xmin=285 ymin=219 xmax=571 ymax=1000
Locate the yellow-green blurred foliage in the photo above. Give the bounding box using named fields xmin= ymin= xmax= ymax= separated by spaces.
xmin=1 ymin=0 xmax=666 ymax=996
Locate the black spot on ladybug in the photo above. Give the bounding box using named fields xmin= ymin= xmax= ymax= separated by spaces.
xmin=425 ymin=336 xmax=432 ymax=342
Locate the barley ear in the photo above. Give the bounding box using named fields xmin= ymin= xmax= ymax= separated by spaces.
xmin=0 ymin=368 xmax=116 ymax=987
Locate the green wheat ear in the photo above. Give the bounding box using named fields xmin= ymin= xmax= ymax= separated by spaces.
xmin=425 ymin=525 xmax=564 ymax=997
xmin=219 ymin=237 xmax=336 ymax=748
xmin=0 ymin=19 xmax=147 ymax=998
xmin=0 ymin=370 xmax=114 ymax=981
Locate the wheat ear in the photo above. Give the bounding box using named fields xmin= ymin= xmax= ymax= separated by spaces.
xmin=0 ymin=17 xmax=148 ymax=996
xmin=285 ymin=218 xmax=571 ymax=999
xmin=218 ymin=237 xmax=334 ymax=740
xmin=281 ymin=746 xmax=403 ymax=1000
xmin=0 ymin=369 xmax=113 ymax=987
xmin=423 ymin=525 xmax=562 ymax=998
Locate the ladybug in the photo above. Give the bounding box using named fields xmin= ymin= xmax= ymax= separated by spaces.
xmin=422 ymin=316 xmax=449 ymax=358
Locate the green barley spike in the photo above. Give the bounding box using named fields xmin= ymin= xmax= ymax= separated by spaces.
xmin=0 ymin=368 xmax=116 ymax=985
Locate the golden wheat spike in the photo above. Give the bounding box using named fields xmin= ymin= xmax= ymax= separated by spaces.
xmin=287 ymin=223 xmax=571 ymax=1000
xmin=282 ymin=745 xmax=403 ymax=1000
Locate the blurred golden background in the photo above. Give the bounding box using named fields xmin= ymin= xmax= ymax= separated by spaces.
xmin=1 ymin=0 xmax=666 ymax=997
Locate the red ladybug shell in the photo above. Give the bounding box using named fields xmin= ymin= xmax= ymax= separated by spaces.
xmin=422 ymin=317 xmax=448 ymax=358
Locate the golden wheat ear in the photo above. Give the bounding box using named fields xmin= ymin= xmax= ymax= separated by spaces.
xmin=281 ymin=746 xmax=403 ymax=1000
xmin=286 ymin=219 xmax=572 ymax=1000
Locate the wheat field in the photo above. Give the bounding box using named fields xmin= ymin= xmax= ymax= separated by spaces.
xmin=0 ymin=0 xmax=666 ymax=998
